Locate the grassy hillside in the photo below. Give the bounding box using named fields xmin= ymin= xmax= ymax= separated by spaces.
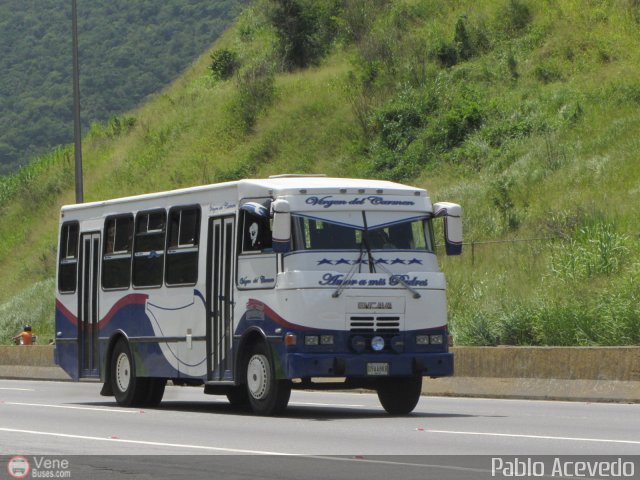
xmin=1 ymin=0 xmax=639 ymax=345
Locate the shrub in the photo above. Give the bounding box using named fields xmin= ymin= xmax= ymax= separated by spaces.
xmin=230 ymin=60 xmax=276 ymax=132
xmin=209 ymin=48 xmax=239 ymax=81
xmin=452 ymin=311 xmax=500 ymax=346
xmin=426 ymin=88 xmax=484 ymax=150
xmin=366 ymin=87 xmax=436 ymax=180
xmin=531 ymin=302 xmax=587 ymax=346
xmin=495 ymin=304 xmax=536 ymax=345
xmin=434 ymin=41 xmax=458 ymax=68
xmin=483 ymin=114 xmax=533 ymax=148
xmin=367 ymin=141 xmax=427 ymax=182
xmin=534 ymin=62 xmax=563 ymax=84
xmin=550 ymin=222 xmax=629 ymax=281
xmin=106 ymin=116 xmax=136 ymax=137
xmin=337 ymin=0 xmax=380 ymax=43
xmin=489 ymin=175 xmax=520 ymax=231
xmin=372 ymin=96 xmax=426 ymax=152
xmin=497 ymin=0 xmax=532 ymax=35
xmin=454 ymin=16 xmax=473 ymax=61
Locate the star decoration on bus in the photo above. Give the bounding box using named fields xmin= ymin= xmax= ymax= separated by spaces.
xmin=316 ymin=258 xmax=423 ymax=266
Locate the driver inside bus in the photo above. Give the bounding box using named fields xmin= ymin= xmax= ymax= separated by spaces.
xmin=368 ymin=229 xmax=396 ymax=249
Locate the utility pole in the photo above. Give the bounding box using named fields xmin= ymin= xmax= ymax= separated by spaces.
xmin=71 ymin=0 xmax=84 ymax=203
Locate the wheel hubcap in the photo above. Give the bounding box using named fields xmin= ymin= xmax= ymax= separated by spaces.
xmin=115 ymin=352 xmax=130 ymax=393
xmin=247 ymin=354 xmax=269 ymax=400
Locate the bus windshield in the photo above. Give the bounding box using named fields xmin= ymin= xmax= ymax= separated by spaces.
xmin=291 ymin=215 xmax=434 ymax=252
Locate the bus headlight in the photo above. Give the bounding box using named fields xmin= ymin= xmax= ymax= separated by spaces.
xmin=320 ymin=335 xmax=334 ymax=345
xmin=416 ymin=335 xmax=430 ymax=345
xmin=351 ymin=336 xmax=366 ymax=353
xmin=390 ymin=336 xmax=404 ymax=353
xmin=371 ymin=336 xmax=385 ymax=352
xmin=430 ymin=334 xmax=444 ymax=345
xmin=304 ymin=335 xmax=319 ymax=346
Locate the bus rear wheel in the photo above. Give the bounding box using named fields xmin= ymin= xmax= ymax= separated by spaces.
xmin=377 ymin=376 xmax=423 ymax=415
xmin=111 ymin=339 xmax=157 ymax=407
xmin=245 ymin=343 xmax=291 ymax=416
xmin=144 ymin=378 xmax=166 ymax=407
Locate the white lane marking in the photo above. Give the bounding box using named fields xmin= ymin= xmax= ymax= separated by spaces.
xmin=3 ymin=402 xmax=139 ymax=414
xmin=0 ymin=387 xmax=35 ymax=391
xmin=428 ymin=429 xmax=640 ymax=445
xmin=0 ymin=427 xmax=293 ymax=454
xmin=294 ymin=390 xmax=376 ymax=398
xmin=289 ymin=402 xmax=365 ymax=408
xmin=0 ymin=427 xmax=488 ymax=473
xmin=320 ymin=456 xmax=489 ymax=474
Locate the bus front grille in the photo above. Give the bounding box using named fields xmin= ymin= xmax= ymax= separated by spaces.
xmin=349 ymin=316 xmax=400 ymax=333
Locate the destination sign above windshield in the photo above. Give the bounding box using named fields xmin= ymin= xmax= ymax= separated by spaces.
xmin=280 ymin=194 xmax=432 ymax=213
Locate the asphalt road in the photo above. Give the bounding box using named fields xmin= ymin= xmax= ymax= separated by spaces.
xmin=0 ymin=379 xmax=638 ymax=479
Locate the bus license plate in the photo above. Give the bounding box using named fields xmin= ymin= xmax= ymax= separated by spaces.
xmin=367 ymin=362 xmax=389 ymax=376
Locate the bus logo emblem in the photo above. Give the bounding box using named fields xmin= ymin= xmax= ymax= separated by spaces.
xmin=358 ymin=302 xmax=392 ymax=310
xmin=7 ymin=456 xmax=31 ymax=479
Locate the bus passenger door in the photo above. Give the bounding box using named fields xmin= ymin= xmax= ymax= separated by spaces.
xmin=206 ymin=216 xmax=235 ymax=381
xmin=78 ymin=232 xmax=100 ymax=378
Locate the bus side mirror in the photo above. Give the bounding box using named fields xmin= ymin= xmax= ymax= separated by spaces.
xmin=272 ymin=199 xmax=291 ymax=253
xmin=434 ymin=202 xmax=462 ymax=256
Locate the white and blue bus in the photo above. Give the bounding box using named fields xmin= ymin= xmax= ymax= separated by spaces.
xmin=54 ymin=175 xmax=462 ymax=415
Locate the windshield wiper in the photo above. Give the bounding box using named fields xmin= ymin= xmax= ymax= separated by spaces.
xmin=361 ymin=213 xmax=420 ymax=298
xmin=370 ymin=257 xmax=422 ymax=299
xmin=332 ymin=245 xmax=365 ymax=298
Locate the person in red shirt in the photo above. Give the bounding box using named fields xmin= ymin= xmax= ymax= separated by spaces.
xmin=12 ymin=325 xmax=33 ymax=345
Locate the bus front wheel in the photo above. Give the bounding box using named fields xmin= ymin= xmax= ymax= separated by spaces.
xmin=226 ymin=385 xmax=250 ymax=409
xmin=376 ymin=376 xmax=423 ymax=415
xmin=245 ymin=343 xmax=291 ymax=416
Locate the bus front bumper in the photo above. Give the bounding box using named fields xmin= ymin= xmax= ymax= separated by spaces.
xmin=284 ymin=352 xmax=453 ymax=379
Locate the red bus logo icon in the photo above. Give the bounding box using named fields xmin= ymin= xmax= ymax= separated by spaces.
xmin=7 ymin=456 xmax=30 ymax=479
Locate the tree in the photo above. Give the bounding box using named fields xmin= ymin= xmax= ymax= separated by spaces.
xmin=267 ymin=0 xmax=337 ymax=71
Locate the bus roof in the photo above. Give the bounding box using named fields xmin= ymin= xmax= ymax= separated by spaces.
xmin=60 ymin=176 xmax=427 ymax=213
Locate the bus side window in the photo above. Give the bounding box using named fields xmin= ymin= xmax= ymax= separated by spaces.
xmin=58 ymin=222 xmax=79 ymax=293
xmin=102 ymin=215 xmax=133 ymax=289
xmin=132 ymin=210 xmax=166 ymax=288
xmin=165 ymin=206 xmax=201 ymax=285
xmin=241 ymin=212 xmax=272 ymax=253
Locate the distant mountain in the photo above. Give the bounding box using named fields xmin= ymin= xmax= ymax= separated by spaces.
xmin=0 ymin=0 xmax=244 ymax=173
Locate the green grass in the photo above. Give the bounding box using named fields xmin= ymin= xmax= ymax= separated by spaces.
xmin=1 ymin=0 xmax=640 ymax=345
xmin=0 ymin=279 xmax=55 ymax=345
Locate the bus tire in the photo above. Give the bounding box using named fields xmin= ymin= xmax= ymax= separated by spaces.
xmin=245 ymin=343 xmax=291 ymax=416
xmin=226 ymin=386 xmax=250 ymax=409
xmin=377 ymin=376 xmax=423 ymax=415
xmin=144 ymin=378 xmax=166 ymax=408
xmin=110 ymin=339 xmax=147 ymax=407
